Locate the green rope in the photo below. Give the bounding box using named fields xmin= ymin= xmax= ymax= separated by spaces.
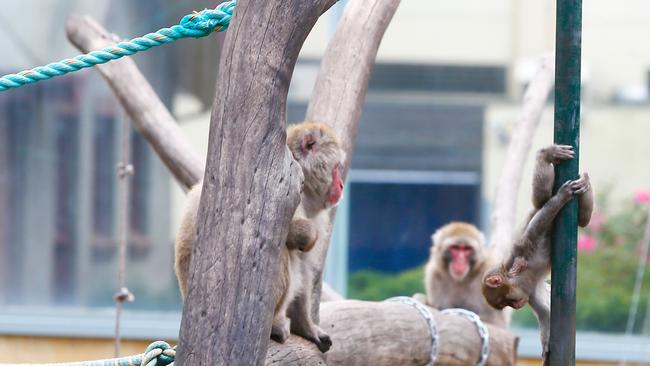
xmin=0 ymin=341 xmax=175 ymax=366
xmin=0 ymin=1 xmax=236 ymax=92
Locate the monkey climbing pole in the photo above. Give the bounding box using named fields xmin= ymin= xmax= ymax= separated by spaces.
xmin=550 ymin=0 xmax=582 ymax=364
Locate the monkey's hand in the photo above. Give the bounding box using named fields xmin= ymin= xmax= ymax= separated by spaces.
xmin=539 ymin=144 xmax=574 ymax=164
xmin=572 ymin=173 xmax=591 ymax=196
xmin=286 ymin=218 xmax=318 ymax=252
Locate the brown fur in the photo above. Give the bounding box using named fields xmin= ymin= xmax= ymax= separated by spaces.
xmin=481 ymin=144 xmax=594 ymax=363
xmin=424 ymin=222 xmax=511 ymax=328
xmin=173 ymin=121 xmax=343 ymax=353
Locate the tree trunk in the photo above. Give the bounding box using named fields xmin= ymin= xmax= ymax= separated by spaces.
xmin=490 ymin=54 xmax=555 ymax=259
xmin=304 ymin=0 xmax=401 ymax=322
xmin=65 ymin=16 xmax=202 ymax=190
xmin=266 ymin=300 xmax=518 ymax=365
xmin=175 ymin=0 xmax=336 ymax=365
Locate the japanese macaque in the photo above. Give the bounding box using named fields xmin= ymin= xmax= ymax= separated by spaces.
xmin=174 ymin=121 xmax=344 ymax=353
xmin=481 ymin=144 xmax=593 ymax=363
xmin=423 ymin=222 xmax=510 ymax=328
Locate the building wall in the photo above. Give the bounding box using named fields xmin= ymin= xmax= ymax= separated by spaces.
xmin=483 ymin=105 xmax=650 ymax=222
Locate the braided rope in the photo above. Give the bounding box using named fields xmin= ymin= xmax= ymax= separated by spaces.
xmin=0 ymin=1 xmax=236 ymax=92
xmin=386 ymin=296 xmax=438 ymax=366
xmin=441 ymin=308 xmax=490 ymax=366
xmin=0 ymin=341 xmax=175 ymax=366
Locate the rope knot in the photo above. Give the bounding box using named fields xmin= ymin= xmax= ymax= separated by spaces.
xmin=141 ymin=341 xmax=176 ymax=366
xmin=180 ymin=1 xmax=236 ymax=35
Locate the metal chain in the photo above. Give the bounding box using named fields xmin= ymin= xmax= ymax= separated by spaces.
xmin=441 ymin=308 xmax=490 ymax=366
xmin=114 ymin=117 xmax=135 ymax=356
xmin=386 ymin=296 xmax=438 ymax=366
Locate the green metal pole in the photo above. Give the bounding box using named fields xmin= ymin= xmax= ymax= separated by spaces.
xmin=550 ymin=0 xmax=582 ymax=364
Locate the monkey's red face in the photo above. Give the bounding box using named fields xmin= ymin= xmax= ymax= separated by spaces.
xmin=444 ymin=242 xmax=475 ymax=282
xmin=328 ymin=163 xmax=344 ymax=205
xmin=287 ymin=122 xmax=345 ymax=209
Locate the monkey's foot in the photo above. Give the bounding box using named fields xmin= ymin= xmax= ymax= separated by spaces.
xmin=314 ymin=332 xmax=332 ymax=353
xmin=541 ymin=144 xmax=574 ymax=163
xmin=301 ymin=328 xmax=332 ymax=353
xmin=542 ymin=350 xmax=549 ymax=366
xmin=271 ymin=322 xmax=290 ymax=343
xmin=571 ymin=173 xmax=591 ymax=195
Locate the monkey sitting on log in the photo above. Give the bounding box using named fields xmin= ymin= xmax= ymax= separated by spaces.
xmin=423 ymin=222 xmax=510 ymax=328
xmin=174 ymin=121 xmax=344 ymax=353
xmin=481 ymin=144 xmax=593 ymax=363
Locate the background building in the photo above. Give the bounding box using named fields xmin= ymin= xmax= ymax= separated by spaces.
xmin=1 ymin=0 xmax=650 ymax=364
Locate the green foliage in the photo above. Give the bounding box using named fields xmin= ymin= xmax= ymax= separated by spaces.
xmin=349 ymin=188 xmax=650 ymax=334
xmin=348 ymin=266 xmax=425 ymax=301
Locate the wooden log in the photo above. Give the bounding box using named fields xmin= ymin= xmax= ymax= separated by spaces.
xmin=304 ymin=0 xmax=401 ymax=323
xmin=65 ymin=16 xmax=202 ymax=190
xmin=267 ymin=300 xmax=518 ymax=366
xmin=489 ymin=53 xmax=555 ymax=259
xmin=175 ymin=0 xmax=337 ymax=365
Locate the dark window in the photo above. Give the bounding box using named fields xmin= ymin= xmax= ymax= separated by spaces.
xmin=368 ymin=63 xmax=506 ymax=94
xmin=129 ymin=132 xmax=151 ymax=259
xmin=53 ymin=112 xmax=80 ymax=304
xmin=92 ymin=108 xmax=116 ymax=260
xmin=0 ymin=85 xmax=38 ymax=304
xmin=348 ymin=182 xmax=479 ymax=273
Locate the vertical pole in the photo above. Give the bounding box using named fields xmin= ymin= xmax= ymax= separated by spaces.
xmin=550 ymin=0 xmax=582 ymax=364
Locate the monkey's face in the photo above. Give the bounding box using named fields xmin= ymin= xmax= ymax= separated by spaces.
xmin=481 ymin=271 xmax=528 ymax=310
xmin=287 ymin=122 xmax=345 ymax=209
xmin=442 ymin=241 xmax=476 ymax=282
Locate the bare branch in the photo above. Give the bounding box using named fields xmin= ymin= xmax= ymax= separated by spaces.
xmin=266 ymin=300 xmax=518 ymax=365
xmin=65 ymin=16 xmax=203 ymax=190
xmin=490 ymin=53 xmax=554 ymax=259
xmin=176 ymin=0 xmax=337 ymax=364
xmin=321 ymin=282 xmax=344 ymax=302
xmin=305 ymin=0 xmax=401 ymax=321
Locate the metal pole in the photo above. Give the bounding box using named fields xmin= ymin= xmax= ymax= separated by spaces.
xmin=550 ymin=0 xmax=582 ymax=364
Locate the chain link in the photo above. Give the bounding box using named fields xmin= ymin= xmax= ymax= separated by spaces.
xmin=441 ymin=308 xmax=490 ymax=366
xmin=386 ymin=296 xmax=438 ymax=366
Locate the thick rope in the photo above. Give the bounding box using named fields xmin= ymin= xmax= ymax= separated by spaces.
xmin=0 ymin=341 xmax=175 ymax=366
xmin=0 ymin=1 xmax=236 ymax=91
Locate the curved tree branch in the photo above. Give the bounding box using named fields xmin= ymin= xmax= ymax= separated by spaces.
xmin=267 ymin=300 xmax=518 ymax=365
xmin=304 ymin=0 xmax=401 ymax=322
xmin=490 ymin=53 xmax=554 ymax=259
xmin=176 ymin=0 xmax=336 ymax=364
xmin=65 ymin=16 xmax=203 ymax=190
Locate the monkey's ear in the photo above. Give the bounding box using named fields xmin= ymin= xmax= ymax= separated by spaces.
xmin=302 ymin=134 xmax=318 ymax=154
xmin=431 ymin=230 xmax=442 ymax=246
xmin=484 ymin=275 xmax=503 ymax=288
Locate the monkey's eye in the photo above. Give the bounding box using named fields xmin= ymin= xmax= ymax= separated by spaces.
xmin=305 ymin=140 xmax=316 ymax=151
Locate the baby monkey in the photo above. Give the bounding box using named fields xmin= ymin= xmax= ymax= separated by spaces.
xmin=482 ymin=144 xmax=593 ymax=363
xmin=174 ymin=121 xmax=343 ymax=353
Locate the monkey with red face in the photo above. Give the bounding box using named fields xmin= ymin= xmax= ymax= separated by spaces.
xmin=271 ymin=121 xmax=344 ymax=352
xmin=174 ymin=121 xmax=344 ymax=353
xmin=423 ymin=222 xmax=510 ymax=328
xmin=481 ymin=144 xmax=593 ymax=364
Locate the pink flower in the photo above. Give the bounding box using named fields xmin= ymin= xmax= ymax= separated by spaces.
xmin=578 ymin=234 xmax=597 ymax=252
xmin=588 ymin=211 xmax=605 ymax=232
xmin=634 ymin=190 xmax=650 ymax=205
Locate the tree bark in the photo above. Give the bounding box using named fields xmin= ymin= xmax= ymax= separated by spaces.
xmin=304 ymin=0 xmax=401 ymax=322
xmin=490 ymin=53 xmax=554 ymax=260
xmin=65 ymin=16 xmax=202 ymax=190
xmin=266 ymin=300 xmax=518 ymax=365
xmin=175 ymin=1 xmax=336 ymax=365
